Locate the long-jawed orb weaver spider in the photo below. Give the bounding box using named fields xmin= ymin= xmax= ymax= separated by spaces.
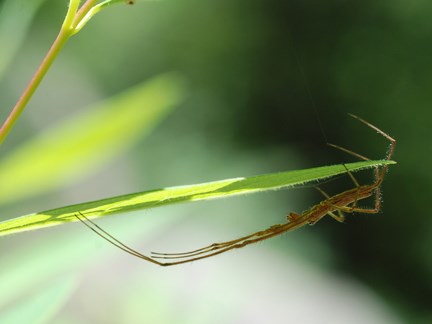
xmin=75 ymin=114 xmax=396 ymax=266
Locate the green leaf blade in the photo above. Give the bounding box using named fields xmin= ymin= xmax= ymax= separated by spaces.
xmin=0 ymin=159 xmax=395 ymax=237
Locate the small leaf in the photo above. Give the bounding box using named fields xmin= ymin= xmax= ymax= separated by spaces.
xmin=0 ymin=159 xmax=395 ymax=237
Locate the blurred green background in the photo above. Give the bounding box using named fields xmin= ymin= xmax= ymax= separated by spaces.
xmin=0 ymin=0 xmax=431 ymax=323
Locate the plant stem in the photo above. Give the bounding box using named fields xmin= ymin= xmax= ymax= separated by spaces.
xmin=0 ymin=0 xmax=127 ymax=145
xmin=0 ymin=0 xmax=83 ymax=145
xmin=72 ymin=0 xmax=97 ymax=29
xmin=0 ymin=29 xmax=73 ymax=145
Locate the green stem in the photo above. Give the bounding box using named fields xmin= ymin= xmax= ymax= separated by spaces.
xmin=0 ymin=0 xmax=130 ymax=145
xmin=0 ymin=0 xmax=82 ymax=145
xmin=0 ymin=30 xmax=72 ymax=145
xmin=72 ymin=0 xmax=97 ymax=29
xmin=62 ymin=0 xmax=81 ymax=30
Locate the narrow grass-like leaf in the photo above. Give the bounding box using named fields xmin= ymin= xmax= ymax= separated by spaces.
xmin=0 ymin=73 xmax=186 ymax=204
xmin=0 ymin=159 xmax=395 ymax=237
